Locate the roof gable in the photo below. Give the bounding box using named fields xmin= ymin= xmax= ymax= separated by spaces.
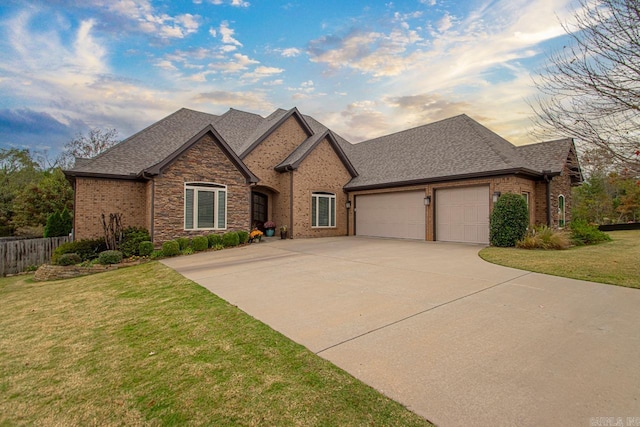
xmin=517 ymin=138 xmax=582 ymax=183
xmin=239 ymin=107 xmax=314 ymax=159
xmin=65 ymin=108 xmax=219 ymax=179
xmin=275 ymin=130 xmax=358 ymax=177
xmin=145 ymin=125 xmax=258 ymax=184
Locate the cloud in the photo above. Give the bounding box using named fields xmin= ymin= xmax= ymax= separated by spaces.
xmin=277 ymin=47 xmax=301 ymax=57
xmin=322 ymin=101 xmax=391 ymax=142
xmin=241 ymin=65 xmax=284 ymax=81
xmin=218 ymin=21 xmax=242 ymax=46
xmin=99 ymin=1 xmax=200 ymax=39
xmin=231 ymin=0 xmax=250 ymax=7
xmin=436 ymin=13 xmax=453 ymax=32
xmin=209 ymin=53 xmax=259 ymax=73
xmin=307 ymin=27 xmax=422 ymax=77
xmin=193 ymin=90 xmax=272 ymax=110
xmin=0 ymin=108 xmax=73 ymax=135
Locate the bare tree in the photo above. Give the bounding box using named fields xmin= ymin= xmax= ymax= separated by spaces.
xmin=58 ymin=128 xmax=119 ymax=168
xmin=531 ymin=0 xmax=640 ymax=174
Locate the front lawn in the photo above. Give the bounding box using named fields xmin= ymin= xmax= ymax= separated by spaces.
xmin=479 ymin=230 xmax=640 ymax=289
xmin=0 ymin=263 xmax=431 ymax=426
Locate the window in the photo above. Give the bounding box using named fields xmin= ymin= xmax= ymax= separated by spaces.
xmin=311 ymin=192 xmax=336 ymax=228
xmin=522 ymin=192 xmax=529 ymax=208
xmin=558 ymin=194 xmax=565 ymax=228
xmin=185 ymin=183 xmax=227 ymax=230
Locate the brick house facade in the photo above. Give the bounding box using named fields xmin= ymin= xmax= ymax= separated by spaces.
xmin=65 ymin=107 xmax=581 ymax=245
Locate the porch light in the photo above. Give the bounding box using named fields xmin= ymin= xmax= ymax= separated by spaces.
xmin=493 ymin=191 xmax=501 ymax=203
xmin=424 ymin=195 xmax=431 ymax=206
xmin=345 ymin=201 xmax=351 ymax=209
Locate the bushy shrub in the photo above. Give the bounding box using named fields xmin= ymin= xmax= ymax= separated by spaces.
xmin=120 ymin=227 xmax=151 ymax=257
xmin=570 ymin=219 xmax=611 ymax=245
xmin=516 ymin=226 xmax=571 ymax=250
xmin=181 ymin=247 xmax=194 ymax=255
xmin=52 ymin=238 xmax=107 ymax=264
xmin=162 ymin=240 xmax=180 ymax=257
xmin=213 ymin=244 xmax=224 ymax=251
xmin=208 ymin=233 xmax=223 ymax=248
xmin=177 ymin=237 xmax=191 ymax=250
xmin=150 ymin=250 xmax=164 ymax=259
xmin=490 ymin=193 xmax=529 ymax=247
xmin=222 ymin=231 xmax=239 ymax=247
xmin=57 ymin=253 xmax=81 ymax=266
xmin=98 ymin=250 xmax=123 ymax=265
xmin=44 ymin=208 xmax=73 ymax=238
xmin=192 ymin=236 xmax=208 ymax=251
xmin=237 ymin=230 xmax=249 ymax=244
xmin=138 ymin=241 xmax=154 ymax=257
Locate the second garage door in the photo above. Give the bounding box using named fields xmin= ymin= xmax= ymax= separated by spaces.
xmin=356 ymin=191 xmax=425 ymax=240
xmin=436 ymin=186 xmax=490 ymax=244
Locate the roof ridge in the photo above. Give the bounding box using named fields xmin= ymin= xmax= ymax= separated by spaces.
xmin=354 ymin=114 xmax=467 ymax=147
xmin=459 ymin=115 xmax=522 ymax=168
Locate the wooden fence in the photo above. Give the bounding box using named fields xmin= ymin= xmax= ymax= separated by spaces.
xmin=0 ymin=236 xmax=70 ymax=276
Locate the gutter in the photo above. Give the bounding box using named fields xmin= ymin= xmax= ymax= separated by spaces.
xmin=288 ymin=166 xmax=294 ymax=239
xmin=344 ymin=167 xmax=548 ymax=192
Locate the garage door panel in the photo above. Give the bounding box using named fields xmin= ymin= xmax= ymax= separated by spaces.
xmin=356 ymin=191 xmax=425 ymax=240
xmin=436 ymin=186 xmax=489 ymax=244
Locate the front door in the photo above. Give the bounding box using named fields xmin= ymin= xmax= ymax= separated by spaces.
xmin=251 ymin=192 xmax=268 ymax=231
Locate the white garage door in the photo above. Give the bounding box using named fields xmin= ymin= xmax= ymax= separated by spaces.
xmin=356 ymin=191 xmax=425 ymax=240
xmin=436 ymin=186 xmax=489 ymax=244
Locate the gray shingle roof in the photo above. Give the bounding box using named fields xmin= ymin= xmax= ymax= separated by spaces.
xmin=67 ymin=108 xmax=220 ymax=177
xmin=343 ymin=114 xmax=539 ymax=189
xmin=516 ymin=138 xmax=573 ymax=173
xmin=65 ymin=106 xmax=577 ymax=190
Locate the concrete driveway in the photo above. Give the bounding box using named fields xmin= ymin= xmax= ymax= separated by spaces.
xmin=162 ymin=237 xmax=640 ymax=426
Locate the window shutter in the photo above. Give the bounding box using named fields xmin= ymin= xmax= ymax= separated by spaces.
xmin=312 ymin=195 xmax=317 ymax=227
xmin=218 ymin=191 xmax=226 ymax=229
xmin=330 ymin=196 xmax=335 ymax=227
xmin=185 ymin=188 xmax=194 ymax=229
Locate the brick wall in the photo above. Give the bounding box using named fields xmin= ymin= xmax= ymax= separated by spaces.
xmin=152 ymin=133 xmax=250 ymax=244
xmin=74 ymin=177 xmax=148 ymax=240
xmin=243 ymin=116 xmax=309 ymax=231
xmin=292 ymin=138 xmax=352 ymax=238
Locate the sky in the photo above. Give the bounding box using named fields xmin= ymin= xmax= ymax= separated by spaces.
xmin=0 ymin=0 xmax=576 ymax=159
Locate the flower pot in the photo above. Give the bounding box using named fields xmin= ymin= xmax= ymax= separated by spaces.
xmin=280 ymin=230 xmax=288 ymax=239
xmin=265 ymin=228 xmax=275 ymax=237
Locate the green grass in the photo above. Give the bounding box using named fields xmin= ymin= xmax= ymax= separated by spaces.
xmin=0 ymin=263 xmax=432 ymax=426
xmin=479 ymin=230 xmax=640 ymax=289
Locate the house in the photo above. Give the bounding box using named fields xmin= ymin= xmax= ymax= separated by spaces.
xmin=64 ymin=107 xmax=581 ymax=245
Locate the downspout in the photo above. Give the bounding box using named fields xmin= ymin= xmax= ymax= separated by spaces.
xmin=142 ymin=172 xmax=155 ymax=243
xmin=543 ymin=171 xmax=551 ymax=226
xmin=289 ymin=168 xmax=294 ymax=239
xmin=345 ymin=191 xmax=350 ymax=237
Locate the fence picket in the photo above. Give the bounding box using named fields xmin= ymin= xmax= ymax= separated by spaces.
xmin=0 ymin=237 xmax=70 ymax=276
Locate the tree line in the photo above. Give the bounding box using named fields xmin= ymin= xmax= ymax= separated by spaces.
xmin=0 ymin=129 xmax=118 ymax=237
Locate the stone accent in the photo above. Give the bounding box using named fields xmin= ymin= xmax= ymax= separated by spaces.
xmin=152 ymin=133 xmax=250 ymax=244
xmin=292 ymin=137 xmax=352 ymax=238
xmin=74 ymin=177 xmax=148 ymax=241
xmin=34 ymin=261 xmax=141 ymax=281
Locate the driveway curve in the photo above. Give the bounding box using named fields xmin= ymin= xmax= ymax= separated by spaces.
xmin=162 ymin=237 xmax=640 ymax=426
